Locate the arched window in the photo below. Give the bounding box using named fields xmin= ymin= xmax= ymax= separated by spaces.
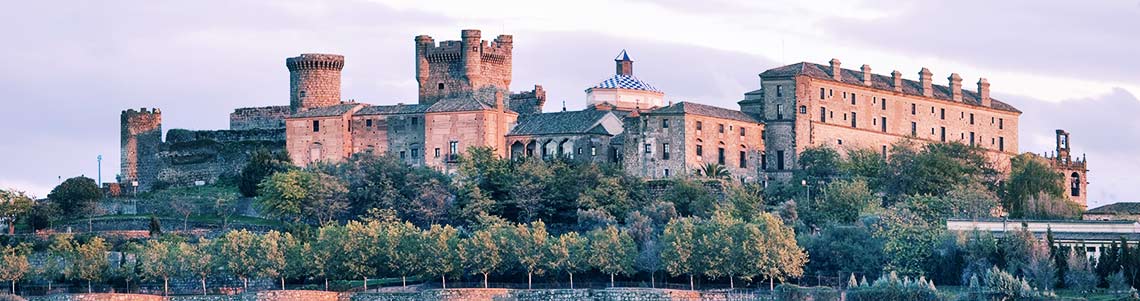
xmin=1071 ymin=172 xmax=1081 ymax=196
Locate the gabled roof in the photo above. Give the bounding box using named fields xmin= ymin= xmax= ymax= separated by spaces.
xmin=508 ymin=110 xmax=617 ymax=136
xmin=650 ymin=102 xmax=762 ymax=123
xmin=588 ymin=74 xmax=662 ymax=93
xmin=290 ymin=103 xmax=363 ymax=118
xmin=426 ymin=96 xmax=494 ymax=113
xmin=760 ymin=62 xmax=1020 ymax=113
xmin=355 ymin=104 xmax=429 ymax=115
xmin=1086 ymin=203 xmax=1140 ymax=215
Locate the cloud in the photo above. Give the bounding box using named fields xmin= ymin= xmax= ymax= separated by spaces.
xmin=1010 ymin=88 xmax=1140 ymax=207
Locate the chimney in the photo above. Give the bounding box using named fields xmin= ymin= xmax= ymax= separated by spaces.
xmin=978 ymin=78 xmax=991 ymax=107
xmin=891 ymin=70 xmax=903 ymax=92
xmin=861 ymin=64 xmax=872 ymax=86
xmin=948 ymin=73 xmax=963 ymax=101
xmin=829 ymin=58 xmax=842 ymax=81
xmin=919 ymin=68 xmax=933 ymax=97
xmin=495 ymin=90 xmax=504 ymax=112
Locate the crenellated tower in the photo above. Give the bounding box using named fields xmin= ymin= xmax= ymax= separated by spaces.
xmin=120 ymin=108 xmax=162 ymax=192
xmin=287 ymin=53 xmax=344 ymax=113
xmin=415 ymin=29 xmax=513 ymax=105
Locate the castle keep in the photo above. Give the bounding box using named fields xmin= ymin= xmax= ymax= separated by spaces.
xmin=117 ymin=29 xmax=1090 ymax=208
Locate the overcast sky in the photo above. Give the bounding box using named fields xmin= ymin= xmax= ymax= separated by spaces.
xmin=2 ymin=0 xmax=1137 ymax=208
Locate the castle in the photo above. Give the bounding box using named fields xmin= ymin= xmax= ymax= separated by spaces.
xmin=117 ymin=29 xmax=1090 ymax=208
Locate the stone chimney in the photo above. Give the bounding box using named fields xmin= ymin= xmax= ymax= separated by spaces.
xmin=948 ymin=73 xmax=963 ymax=101
xmin=829 ymin=59 xmax=842 ymax=80
xmin=861 ymin=64 xmax=872 ymax=86
xmin=891 ymin=70 xmax=903 ymax=92
xmin=978 ymin=78 xmax=991 ymax=107
xmin=495 ymin=90 xmax=504 ymax=112
xmin=919 ymin=68 xmax=933 ymax=97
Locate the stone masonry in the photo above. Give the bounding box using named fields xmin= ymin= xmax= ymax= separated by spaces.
xmin=229 ymin=106 xmax=290 ymax=130
xmin=288 ymin=54 xmax=344 ymax=113
xmin=415 ymin=29 xmax=513 ymax=105
xmin=120 ymin=108 xmax=162 ymax=191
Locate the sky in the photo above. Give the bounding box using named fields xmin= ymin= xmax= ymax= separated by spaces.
xmin=2 ymin=0 xmax=1137 ymax=208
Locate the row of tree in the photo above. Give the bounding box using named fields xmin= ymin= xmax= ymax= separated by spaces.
xmin=0 ymin=213 xmax=805 ymax=295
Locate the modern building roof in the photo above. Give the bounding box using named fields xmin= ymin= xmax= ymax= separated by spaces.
xmin=650 ymin=102 xmax=762 ymax=123
xmin=290 ymin=103 xmax=362 ymax=118
xmin=508 ymin=110 xmax=616 ymax=136
xmin=589 ymin=74 xmax=662 ymax=93
xmin=355 ymin=104 xmax=429 ymax=115
xmin=760 ymin=62 xmax=1020 ymax=113
xmin=1087 ymin=203 xmax=1140 ymax=215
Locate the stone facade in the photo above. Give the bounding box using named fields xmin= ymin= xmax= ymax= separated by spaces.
xmin=1045 ymin=129 xmax=1089 ymax=208
xmin=753 ymin=60 xmax=1022 ymax=181
xmin=505 ymin=110 xmax=625 ymax=163
xmin=285 ymin=104 xmax=365 ymax=167
xmin=287 ymin=54 xmax=344 ymax=113
xmin=120 ymin=108 xmax=163 ymax=191
xmin=623 ymin=102 xmax=765 ymax=182
xmin=415 ymin=30 xmax=513 ymax=105
xmin=229 ymin=106 xmax=290 ymax=130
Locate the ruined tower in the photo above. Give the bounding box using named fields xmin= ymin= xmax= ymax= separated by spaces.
xmin=287 ymin=53 xmax=344 ymax=113
xmin=1051 ymin=129 xmax=1089 ymax=208
xmin=120 ymin=108 xmax=162 ymax=192
xmin=415 ymin=29 xmax=513 ymax=105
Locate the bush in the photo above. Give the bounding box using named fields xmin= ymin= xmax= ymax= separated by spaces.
xmin=846 ymin=271 xmax=942 ymax=301
xmin=776 ymin=284 xmax=840 ymax=301
xmin=0 ymin=294 xmax=27 ymax=301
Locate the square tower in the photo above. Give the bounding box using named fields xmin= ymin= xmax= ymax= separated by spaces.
xmin=120 ymin=108 xmax=162 ymax=192
xmin=415 ymin=29 xmax=513 ymax=105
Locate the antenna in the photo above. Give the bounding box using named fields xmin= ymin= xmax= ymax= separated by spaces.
xmin=562 ymin=100 xmax=566 ymax=112
xmin=97 ymin=155 xmax=102 ymax=184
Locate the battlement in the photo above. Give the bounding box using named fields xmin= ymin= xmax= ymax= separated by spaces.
xmin=286 ymin=53 xmax=344 ymax=71
xmin=122 ymin=107 xmax=162 ymax=117
xmin=415 ymin=29 xmax=514 ymax=105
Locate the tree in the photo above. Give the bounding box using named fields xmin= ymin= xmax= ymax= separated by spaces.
xmin=883 ymin=141 xmax=996 ymax=203
xmin=661 ymin=218 xmax=699 ymax=290
xmin=460 ymin=226 xmax=505 ymax=288
xmin=215 ymin=229 xmax=261 ymax=290
xmin=697 ymin=213 xmax=737 ymax=287
xmin=806 ymin=179 xmax=874 ymax=226
xmin=312 ymin=225 xmax=346 ymax=291
xmin=660 ymin=178 xmax=716 ymax=218
xmin=422 ymin=224 xmax=461 ymax=288
xmin=874 ymin=208 xmax=942 ymax=276
xmin=148 ymin=216 xmax=163 ymax=237
xmin=550 ymin=231 xmax=589 ymax=289
xmin=341 ymin=221 xmax=381 ymax=291
xmin=47 ymin=176 xmax=102 ymax=218
xmin=73 ymin=236 xmax=110 ymax=293
xmin=383 ymin=221 xmax=422 ymax=287
xmin=511 ymin=220 xmax=552 ymax=289
xmin=257 ymin=170 xmax=348 ymax=225
xmin=0 ymin=245 xmax=30 ymax=294
xmin=239 ymin=149 xmax=293 ymax=197
xmin=170 ymin=200 xmax=196 ymax=231
xmin=26 ymin=201 xmax=61 ymax=231
xmin=278 ymin=232 xmax=310 ymax=290
xmin=747 ymin=213 xmax=807 ymax=290
xmin=509 ymin=159 xmax=553 ymax=223
xmin=0 ymin=189 xmax=34 ymax=235
xmin=800 ymin=224 xmax=886 ymax=280
xmin=1066 ymin=247 xmax=1097 ymax=293
xmin=588 ymin=225 xmax=636 ymax=287
xmin=138 ymin=240 xmax=181 ymax=295
xmin=696 ymin=163 xmax=730 ymax=180
xmin=181 ymin=239 xmax=215 ymax=295
xmin=1003 ymin=154 xmax=1065 ymax=218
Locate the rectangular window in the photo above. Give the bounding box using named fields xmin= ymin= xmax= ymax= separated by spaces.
xmin=881 ymin=117 xmax=887 ymax=132
xmin=411 ymin=148 xmax=419 ymax=158
xmin=411 ymin=117 xmax=418 ymax=126
xmin=644 ymin=143 xmax=652 ymax=154
xmin=940 ymin=108 xmax=946 ymax=120
xmin=718 ymin=147 xmax=726 ymax=165
xmin=881 ymin=145 xmax=888 ymax=158
xmin=664 ymin=169 xmax=671 ymax=177
xmin=776 ymin=85 xmax=783 ymax=97
xmin=776 ymin=150 xmax=785 ymax=170
xmin=881 ymin=98 xmax=887 ymax=110
xmin=829 ymin=89 xmax=833 ymax=97
xmin=740 ymin=127 xmax=746 ymax=136
xmin=940 ymin=127 xmax=946 ymax=142
xmin=399 ymin=151 xmax=406 ymax=159
xmin=820 ymin=88 xmax=826 ymax=100
xmin=739 ymin=151 xmax=747 ymax=168
xmin=449 ymin=141 xmax=458 ymax=154
xmin=696 ymin=121 xmax=703 ymax=131
xmin=662 ymin=119 xmax=669 ymax=128
xmin=366 ymin=119 xmax=373 ymax=127
xmin=999 ymin=137 xmax=1005 ymax=151
xmin=591 ymin=146 xmax=597 ymax=156
xmin=662 ymin=143 xmax=670 ymax=160
xmin=911 ymin=122 xmax=917 ymax=136
xmin=776 ymin=104 xmax=783 ymax=120
xmin=851 ymin=93 xmax=856 ymax=105
xmin=718 ymin=124 xmax=725 ymax=133
xmin=851 ymin=112 xmax=857 ymax=128
xmin=761 ymin=154 xmax=768 ymax=170
xmin=970 ymin=132 xmax=975 ymax=146
xmin=820 ymin=107 xmax=827 ymax=122
xmin=999 ymin=118 xmax=1004 ymax=129
xmin=969 ymin=113 xmax=975 ymax=125
xmin=434 ymin=148 xmax=441 ymax=158
xmin=696 ymin=145 xmax=703 ymax=157
xmin=312 ymin=120 xmax=320 ymax=132
xmin=911 ymin=103 xmax=916 ymax=115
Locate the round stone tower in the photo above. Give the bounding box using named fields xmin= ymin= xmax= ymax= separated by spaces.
xmin=286 ymin=53 xmax=344 ymax=113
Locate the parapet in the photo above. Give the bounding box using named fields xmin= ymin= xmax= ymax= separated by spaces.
xmin=286 ymin=53 xmax=345 ymax=71
xmin=122 ymin=107 xmax=162 ymax=116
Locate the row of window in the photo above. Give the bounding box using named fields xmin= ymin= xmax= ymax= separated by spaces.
xmin=816 ymin=86 xmax=1007 ymax=130
xmin=657 ymin=119 xmax=749 ymax=137
xmin=644 ymin=143 xmax=749 ymax=168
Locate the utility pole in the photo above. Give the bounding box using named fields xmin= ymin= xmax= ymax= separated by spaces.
xmin=97 ymin=155 xmax=102 ymax=184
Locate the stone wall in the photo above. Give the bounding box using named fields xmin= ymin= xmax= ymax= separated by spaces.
xmin=156 ymin=138 xmax=284 ymax=188
xmin=24 ymin=288 xmax=776 ymax=301
xmin=350 ymin=112 xmax=427 ymax=166
xmin=28 ymin=294 xmax=163 ymax=301
xmin=288 ymin=54 xmax=344 ymax=112
xmin=415 ymin=30 xmax=512 ymax=105
xmin=229 ymin=106 xmax=291 ymax=131
xmin=423 ymin=109 xmax=517 ymax=172
xmin=166 ymin=129 xmax=286 ymax=144
xmin=121 ymin=108 xmax=163 ymax=191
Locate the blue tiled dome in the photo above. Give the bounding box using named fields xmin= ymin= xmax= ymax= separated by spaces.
xmin=591 ymin=74 xmax=661 ymax=93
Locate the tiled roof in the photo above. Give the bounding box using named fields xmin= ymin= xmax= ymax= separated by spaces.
xmin=290 ymin=103 xmax=362 ymax=118
xmin=760 ymin=62 xmax=1020 ymax=113
xmin=426 ymin=96 xmax=494 ymax=113
xmin=589 ymin=74 xmax=662 ymax=93
xmin=1086 ymin=202 xmax=1140 ymax=214
xmin=355 ymin=104 xmax=429 ymax=115
xmin=508 ymin=110 xmax=616 ymax=136
xmin=650 ymin=102 xmax=762 ymax=123
xmin=616 ymin=49 xmax=632 ymax=61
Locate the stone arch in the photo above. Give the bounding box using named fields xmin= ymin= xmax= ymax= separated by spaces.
xmin=525 ymin=140 xmax=537 ymax=157
xmin=1071 ymin=172 xmax=1081 ymax=197
xmin=510 ymin=140 xmax=526 ymax=160
xmin=309 ymin=143 xmax=323 ymax=164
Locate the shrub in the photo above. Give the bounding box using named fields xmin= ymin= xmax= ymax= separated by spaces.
xmin=846 ymin=271 xmax=942 ymax=301
xmin=776 ymin=284 xmax=840 ymax=301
